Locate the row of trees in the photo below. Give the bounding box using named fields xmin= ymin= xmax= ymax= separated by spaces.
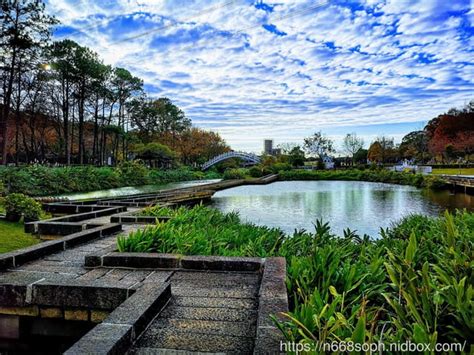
xmin=278 ymin=100 xmax=473 ymax=167
xmin=0 ymin=0 xmax=228 ymax=166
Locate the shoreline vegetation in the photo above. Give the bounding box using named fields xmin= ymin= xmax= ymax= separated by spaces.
xmin=224 ymin=167 xmax=448 ymax=189
xmin=118 ymin=205 xmax=474 ymax=348
xmin=0 ymin=162 xmax=220 ymax=197
xmin=0 ymin=164 xmax=463 ymax=197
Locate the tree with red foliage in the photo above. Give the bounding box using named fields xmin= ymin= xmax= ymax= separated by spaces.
xmin=427 ymin=101 xmax=474 ymax=160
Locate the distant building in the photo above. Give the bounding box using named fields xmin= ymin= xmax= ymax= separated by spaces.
xmin=322 ymin=156 xmax=335 ymax=169
xmin=272 ymin=148 xmax=282 ymax=156
xmin=263 ymin=139 xmax=282 ymax=156
xmin=264 ymin=139 xmax=273 ymax=155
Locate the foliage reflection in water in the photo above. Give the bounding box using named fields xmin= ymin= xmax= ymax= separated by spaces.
xmin=211 ymin=181 xmax=472 ymax=236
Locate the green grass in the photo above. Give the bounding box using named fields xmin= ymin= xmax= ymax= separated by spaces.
xmin=0 ymin=220 xmax=39 ymax=253
xmin=118 ymin=205 xmax=474 ymax=350
xmin=432 ymin=168 xmax=474 ymax=175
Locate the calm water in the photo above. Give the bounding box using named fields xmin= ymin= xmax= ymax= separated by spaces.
xmin=54 ymin=179 xmax=221 ymax=200
xmin=211 ymin=181 xmax=473 ymax=236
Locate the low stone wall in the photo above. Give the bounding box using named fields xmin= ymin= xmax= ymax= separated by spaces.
xmin=85 ymin=251 xmax=263 ymax=272
xmin=65 ymin=282 xmax=171 ymax=354
xmin=110 ymin=210 xmax=170 ymax=224
xmin=25 ymin=206 xmax=126 ymax=234
xmin=0 ymin=224 xmax=122 ymax=270
xmin=0 ymin=305 xmax=110 ymax=323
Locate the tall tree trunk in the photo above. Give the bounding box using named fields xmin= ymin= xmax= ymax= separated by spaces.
xmin=0 ymin=6 xmax=20 ymax=165
xmin=92 ymin=95 xmax=99 ymax=163
xmin=78 ymin=79 xmax=85 ymax=165
xmin=62 ymin=78 xmax=70 ymax=165
xmin=70 ymin=102 xmax=75 ymax=162
xmin=14 ymin=65 xmax=22 ymax=166
xmin=0 ymin=48 xmax=17 ymax=165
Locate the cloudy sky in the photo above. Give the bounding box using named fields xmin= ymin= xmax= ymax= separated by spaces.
xmin=45 ymin=0 xmax=473 ymax=153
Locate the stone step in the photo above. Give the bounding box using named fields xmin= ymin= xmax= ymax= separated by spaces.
xmin=171 ymin=296 xmax=257 ymax=310
xmin=133 ymin=328 xmax=254 ymax=354
xmin=171 ymin=286 xmax=258 ymax=299
xmin=145 ymin=317 xmax=256 ymax=338
xmin=160 ymin=305 xmax=257 ymax=323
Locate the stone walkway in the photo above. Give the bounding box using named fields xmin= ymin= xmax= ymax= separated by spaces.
xmin=1 ymin=223 xmax=140 ymax=282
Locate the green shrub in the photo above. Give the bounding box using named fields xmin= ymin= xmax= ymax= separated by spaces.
xmin=222 ymin=168 xmax=249 ymax=180
xmin=4 ymin=193 xmax=43 ymax=221
xmin=0 ymin=164 xmax=221 ymax=197
xmin=202 ymin=169 xmax=221 ymax=180
xmin=279 ymin=168 xmax=441 ymax=189
xmin=116 ymin=160 xmax=149 ymax=186
xmin=248 ymin=166 xmax=263 ymax=178
xmin=270 ymin=162 xmax=292 ymax=173
xmin=423 ymin=174 xmax=448 ymax=189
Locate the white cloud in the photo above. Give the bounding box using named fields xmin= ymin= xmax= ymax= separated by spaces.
xmin=45 ymin=0 xmax=474 ymax=152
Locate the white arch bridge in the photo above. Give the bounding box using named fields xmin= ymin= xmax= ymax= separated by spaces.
xmin=201 ymin=151 xmax=261 ymax=170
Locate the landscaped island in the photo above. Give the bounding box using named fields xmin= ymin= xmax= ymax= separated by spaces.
xmin=118 ymin=204 xmax=474 ymax=349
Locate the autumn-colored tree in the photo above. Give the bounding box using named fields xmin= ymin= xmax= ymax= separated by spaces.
xmin=367 ymin=141 xmax=383 ymax=163
xmin=426 ymin=104 xmax=474 ymax=160
xmin=161 ymin=128 xmax=229 ymax=166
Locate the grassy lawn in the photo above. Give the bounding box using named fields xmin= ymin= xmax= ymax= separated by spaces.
xmin=432 ymin=168 xmax=474 ymax=175
xmin=0 ymin=219 xmax=40 ymax=253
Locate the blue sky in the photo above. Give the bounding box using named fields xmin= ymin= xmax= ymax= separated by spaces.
xmin=45 ymin=0 xmax=474 ymax=153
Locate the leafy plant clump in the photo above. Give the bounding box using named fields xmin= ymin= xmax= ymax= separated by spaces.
xmin=118 ymin=205 xmax=474 ymax=349
xmin=4 ymin=193 xmax=43 ymax=222
xmin=119 ymin=205 xmax=284 ymax=255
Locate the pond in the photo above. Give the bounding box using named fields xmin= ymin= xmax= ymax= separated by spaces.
xmin=210 ymin=181 xmax=473 ymax=237
xmin=54 ymin=179 xmax=221 ymax=200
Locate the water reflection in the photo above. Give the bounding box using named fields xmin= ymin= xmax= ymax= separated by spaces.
xmin=211 ymin=181 xmax=473 ymax=237
xmin=54 ymin=179 xmax=221 ymax=200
